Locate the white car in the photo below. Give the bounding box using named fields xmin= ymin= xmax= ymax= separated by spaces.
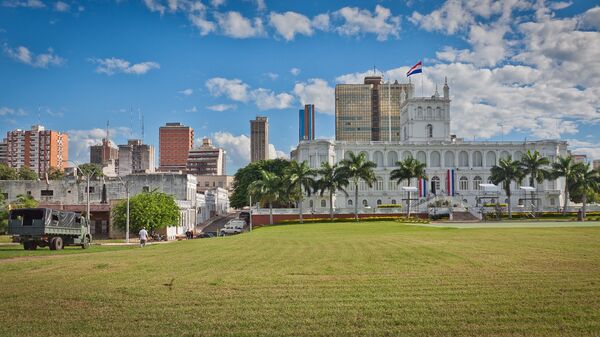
xmin=220 ymin=219 xmax=245 ymax=235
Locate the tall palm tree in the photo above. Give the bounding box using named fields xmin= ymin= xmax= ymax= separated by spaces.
xmin=390 ymin=157 xmax=427 ymax=217
xmin=519 ymin=150 xmax=550 ymax=213
xmin=286 ymin=160 xmax=316 ymax=223
xmin=248 ymin=170 xmax=285 ymax=225
xmin=490 ymin=157 xmax=523 ymax=219
xmin=570 ymin=163 xmax=600 ymax=219
xmin=314 ymin=162 xmax=349 ymax=220
xmin=339 ymin=152 xmax=377 ymax=222
xmin=551 ymin=156 xmax=579 ymax=215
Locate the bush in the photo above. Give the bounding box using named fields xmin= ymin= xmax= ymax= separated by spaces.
xmin=483 ymin=203 xmax=508 ymax=207
xmin=278 ymin=216 xmax=428 ymax=225
xmin=377 ymin=204 xmax=402 ymax=208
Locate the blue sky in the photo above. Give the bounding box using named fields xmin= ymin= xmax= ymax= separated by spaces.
xmin=1 ymin=0 xmax=600 ymax=174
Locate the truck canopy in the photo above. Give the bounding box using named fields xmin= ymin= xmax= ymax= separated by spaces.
xmin=8 ymin=208 xmax=86 ymax=236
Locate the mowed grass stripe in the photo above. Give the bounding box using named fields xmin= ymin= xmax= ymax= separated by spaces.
xmin=1 ymin=222 xmax=599 ymax=337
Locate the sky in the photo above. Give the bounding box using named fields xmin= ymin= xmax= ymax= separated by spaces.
xmin=1 ymin=0 xmax=599 ymax=174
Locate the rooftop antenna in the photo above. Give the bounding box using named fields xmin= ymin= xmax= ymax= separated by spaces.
xmin=106 ymin=120 xmax=110 ymax=141
xmin=141 ymin=111 xmax=145 ymax=142
xmin=129 ymin=105 xmax=133 ymax=139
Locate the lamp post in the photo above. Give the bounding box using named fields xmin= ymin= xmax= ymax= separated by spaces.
xmin=68 ymin=160 xmax=92 ymax=223
xmin=116 ymin=176 xmax=130 ymax=243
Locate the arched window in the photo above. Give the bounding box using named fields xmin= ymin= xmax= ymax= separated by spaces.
xmin=426 ymin=124 xmax=433 ymax=138
xmin=444 ymin=151 xmax=455 ymax=167
xmin=387 ymin=151 xmax=398 ymax=167
xmin=373 ymin=151 xmax=384 ymax=167
xmin=359 ymin=180 xmax=367 ymax=191
xmin=417 ymin=107 xmax=423 ymax=119
xmin=344 ymin=151 xmax=353 ymax=160
xmin=430 ymin=151 xmax=441 ymax=167
xmin=320 ymin=200 xmax=326 ymax=208
xmin=500 ymin=151 xmax=511 ymax=160
xmin=473 ymin=176 xmax=483 ymax=190
xmin=436 ymin=107 xmax=442 ymax=119
xmin=416 ymin=151 xmax=427 ymax=166
xmin=377 ymin=199 xmax=382 ymax=205
xmin=388 ymin=180 xmax=397 ymax=191
xmin=514 ymin=151 xmax=523 ymax=161
xmin=458 ymin=151 xmax=469 ymax=167
xmin=391 ymin=199 xmax=397 ymax=204
xmin=518 ymin=198 xmax=524 ymax=206
xmin=473 ymin=151 xmax=483 ymax=167
xmin=402 ymin=151 xmax=412 ymax=160
xmin=360 ymin=151 xmax=369 ymax=160
xmin=459 ymin=176 xmax=469 ymax=190
xmin=362 ymin=199 xmax=368 ymax=207
xmin=426 ymin=107 xmax=432 ymax=119
xmin=348 ymin=199 xmax=353 ymax=206
xmin=431 ymin=176 xmax=441 ymax=194
xmin=376 ymin=177 xmax=383 ymax=191
xmin=403 ymin=126 xmax=408 ymax=140
xmin=486 ymin=151 xmax=496 ymax=167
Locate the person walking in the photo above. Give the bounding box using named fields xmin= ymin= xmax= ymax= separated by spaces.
xmin=139 ymin=227 xmax=148 ymax=247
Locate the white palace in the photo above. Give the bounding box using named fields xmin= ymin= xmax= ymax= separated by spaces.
xmin=291 ymin=75 xmax=569 ymax=214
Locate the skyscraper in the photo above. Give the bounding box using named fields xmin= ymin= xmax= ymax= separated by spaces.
xmin=335 ymin=76 xmax=413 ymax=142
xmin=5 ymin=125 xmax=68 ymax=176
xmin=299 ymin=104 xmax=315 ymax=141
xmin=159 ymin=122 xmax=194 ymax=172
xmin=118 ymin=139 xmax=155 ymax=176
xmin=186 ymin=137 xmax=226 ymax=176
xmin=0 ymin=138 xmax=7 ymax=165
xmin=250 ymin=116 xmax=269 ymax=162
xmin=90 ymin=138 xmax=118 ymax=165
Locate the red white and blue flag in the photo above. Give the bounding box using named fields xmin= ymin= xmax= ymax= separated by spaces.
xmin=407 ymin=61 xmax=422 ymax=77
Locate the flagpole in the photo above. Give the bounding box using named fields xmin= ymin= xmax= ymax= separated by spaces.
xmin=421 ymin=71 xmax=424 ymax=97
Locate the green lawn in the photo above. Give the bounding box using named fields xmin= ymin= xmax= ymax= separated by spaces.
xmin=1 ymin=221 xmax=599 ymax=337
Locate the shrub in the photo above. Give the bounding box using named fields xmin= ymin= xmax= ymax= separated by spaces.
xmin=377 ymin=204 xmax=402 ymax=208
xmin=483 ymin=203 xmax=508 ymax=207
xmin=278 ymin=216 xmax=429 ymax=225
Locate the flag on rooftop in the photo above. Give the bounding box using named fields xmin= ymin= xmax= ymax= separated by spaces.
xmin=407 ymin=61 xmax=422 ymax=77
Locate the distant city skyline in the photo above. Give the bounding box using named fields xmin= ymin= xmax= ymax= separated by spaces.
xmin=1 ymin=0 xmax=599 ymax=174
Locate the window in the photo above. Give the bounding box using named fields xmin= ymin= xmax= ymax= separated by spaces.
xmin=426 ymin=107 xmax=432 ymax=119
xmin=473 ymin=151 xmax=483 ymax=167
xmin=417 ymin=107 xmax=423 ymax=119
xmin=86 ymin=187 xmax=95 ymax=193
xmin=431 ymin=176 xmax=441 ymax=194
xmin=430 ymin=151 xmax=441 ymax=167
xmin=444 ymin=151 xmax=455 ymax=167
xmin=362 ymin=199 xmax=368 ymax=207
xmin=550 ymin=198 xmax=555 ymax=206
xmin=473 ymin=176 xmax=483 ymax=190
xmin=486 ymin=151 xmax=497 ymax=167
xmin=376 ymin=177 xmax=383 ymax=191
xmin=518 ymin=199 xmax=524 ymax=206
xmin=377 ymin=199 xmax=382 ymax=205
xmin=436 ymin=107 xmax=442 ymax=119
xmin=387 ymin=151 xmax=398 ymax=167
xmin=41 ymin=190 xmax=53 ymax=197
xmin=373 ymin=151 xmax=384 ymax=167
xmin=459 ymin=176 xmax=469 ymax=190
xmin=320 ymin=200 xmax=326 ymax=207
xmin=458 ymin=151 xmax=469 ymax=167
xmin=426 ymin=124 xmax=433 ymax=138
xmin=391 ymin=199 xmax=396 ymax=204
xmin=348 ymin=199 xmax=353 ymax=206
xmin=205 ymin=181 xmax=210 ymax=187
xmin=142 ymin=186 xmax=149 ymax=193
xmin=388 ymin=180 xmax=397 ymax=191
xmin=416 ymin=151 xmax=427 ymax=166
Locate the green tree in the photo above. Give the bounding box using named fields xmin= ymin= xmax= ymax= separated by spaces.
xmin=230 ymin=158 xmax=291 ymax=209
xmin=18 ymin=166 xmax=38 ymax=180
xmin=314 ymin=162 xmax=349 ymax=220
xmin=490 ymin=157 xmax=523 ymax=219
xmin=47 ymin=167 xmax=65 ymax=180
xmin=77 ymin=163 xmax=103 ymax=179
xmin=0 ymin=164 xmax=18 ymax=180
xmin=0 ymin=189 xmax=7 ymax=234
xmin=390 ymin=157 xmax=427 ymax=217
xmin=339 ymin=151 xmax=377 ymax=222
xmin=10 ymin=194 xmax=39 ymax=209
xmin=286 ymin=160 xmax=316 ymax=223
xmin=248 ymin=170 xmax=286 ymax=225
xmin=569 ymin=164 xmax=600 ymax=219
xmin=519 ymin=150 xmax=550 ymax=188
xmin=113 ymin=191 xmax=180 ymax=234
xmin=551 ymin=156 xmax=579 ymax=215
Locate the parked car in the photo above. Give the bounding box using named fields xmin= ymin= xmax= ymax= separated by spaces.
xmin=220 ymin=219 xmax=245 ymax=235
xmin=195 ymin=232 xmax=215 ymax=239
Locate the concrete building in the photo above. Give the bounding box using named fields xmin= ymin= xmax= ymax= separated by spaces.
xmin=195 ymin=175 xmax=234 ymax=194
xmin=0 ymin=138 xmax=7 ymax=164
xmin=593 ymin=159 xmax=600 ymax=170
xmin=90 ymin=138 xmax=118 ymax=166
xmin=118 ymin=140 xmax=155 ymax=176
xmin=572 ymin=154 xmax=587 ymax=164
xmin=186 ymin=138 xmax=226 ymax=176
xmin=159 ymin=122 xmax=194 ymax=172
xmin=299 ymin=104 xmax=315 ymax=141
xmin=293 ymin=76 xmax=572 ymax=215
xmin=5 ymin=125 xmax=68 ymax=177
xmin=250 ymin=116 xmax=269 ymax=162
xmin=335 ymin=76 xmax=413 ymax=142
xmin=205 ymin=187 xmax=229 ymax=218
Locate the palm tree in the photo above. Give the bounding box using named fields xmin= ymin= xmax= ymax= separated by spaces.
xmin=339 ymin=152 xmax=377 ymax=221
xmin=551 ymin=156 xmax=579 ymax=215
xmin=286 ymin=160 xmax=316 ymax=223
xmin=390 ymin=157 xmax=427 ymax=217
xmin=570 ymin=163 xmax=600 ymax=219
xmin=314 ymin=162 xmax=349 ymax=220
xmin=519 ymin=150 xmax=550 ymax=213
xmin=490 ymin=157 xmax=523 ymax=219
xmin=248 ymin=170 xmax=285 ymax=225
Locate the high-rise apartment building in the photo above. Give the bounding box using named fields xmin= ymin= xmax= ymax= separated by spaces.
xmin=118 ymin=139 xmax=155 ymax=176
xmin=0 ymin=138 xmax=7 ymax=164
xmin=299 ymin=104 xmax=315 ymax=141
xmin=335 ymin=76 xmax=414 ymax=142
xmin=5 ymin=125 xmax=68 ymax=176
xmin=186 ymin=138 xmax=226 ymax=176
xmin=572 ymin=154 xmax=587 ymax=164
xmin=159 ymin=122 xmax=194 ymax=172
xmin=90 ymin=138 xmax=118 ymax=165
xmin=250 ymin=116 xmax=269 ymax=162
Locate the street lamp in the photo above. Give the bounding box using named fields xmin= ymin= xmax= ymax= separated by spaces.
xmin=68 ymin=160 xmax=92 ymax=224
xmin=116 ymin=176 xmax=130 ymax=243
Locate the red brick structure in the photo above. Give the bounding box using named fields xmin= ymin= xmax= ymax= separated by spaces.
xmin=159 ymin=122 xmax=194 ymax=172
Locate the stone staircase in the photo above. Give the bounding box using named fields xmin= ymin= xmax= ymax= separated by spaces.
xmin=450 ymin=211 xmax=480 ymax=222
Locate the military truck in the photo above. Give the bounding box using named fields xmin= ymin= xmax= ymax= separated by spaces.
xmin=8 ymin=208 xmax=92 ymax=250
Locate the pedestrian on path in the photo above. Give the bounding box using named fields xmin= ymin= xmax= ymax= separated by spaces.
xmin=139 ymin=227 xmax=148 ymax=247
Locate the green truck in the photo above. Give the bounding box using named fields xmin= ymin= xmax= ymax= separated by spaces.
xmin=8 ymin=208 xmax=92 ymax=250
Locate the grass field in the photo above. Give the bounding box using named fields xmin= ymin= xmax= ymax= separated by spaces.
xmin=1 ymin=221 xmax=599 ymax=336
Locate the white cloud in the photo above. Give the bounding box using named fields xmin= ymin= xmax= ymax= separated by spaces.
xmin=269 ymin=144 xmax=288 ymax=160
xmin=210 ymin=0 xmax=224 ymax=7
xmin=293 ymin=78 xmax=335 ymax=115
xmin=206 ymin=77 xmax=294 ymax=110
xmin=67 ymin=127 xmax=131 ymax=163
xmin=269 ymin=11 xmax=313 ymax=41
xmin=0 ymin=107 xmax=27 ymax=116
xmin=579 ymin=6 xmax=600 ymax=30
xmin=185 ymin=106 xmax=197 ymax=112
xmin=566 ymin=139 xmax=600 ymax=161
xmin=54 ymin=1 xmax=69 ymax=12
xmin=212 ymin=131 xmax=287 ymax=173
xmin=253 ymin=0 xmax=265 ymax=11
xmin=312 ymin=13 xmax=330 ymax=31
xmin=89 ymin=57 xmax=160 ymax=75
xmin=264 ymin=72 xmax=278 ymax=80
xmin=2 ymin=0 xmax=45 ymax=8
xmin=215 ymin=11 xmax=265 ymax=38
xmin=334 ymin=5 xmax=401 ymax=41
xmin=290 ymin=67 xmax=301 ymax=76
xmin=3 ymin=45 xmax=65 ymax=68
xmin=207 ymin=104 xmax=236 ymax=111
xmin=179 ymin=88 xmax=193 ymax=96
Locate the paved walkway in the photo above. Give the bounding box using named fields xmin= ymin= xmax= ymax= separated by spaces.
xmin=420 ymin=221 xmax=600 ymax=228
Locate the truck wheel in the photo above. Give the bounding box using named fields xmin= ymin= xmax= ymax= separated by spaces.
xmin=23 ymin=242 xmax=31 ymax=250
xmin=49 ymin=237 xmax=57 ymax=250
xmin=81 ymin=237 xmax=90 ymax=249
xmin=55 ymin=237 xmax=64 ymax=250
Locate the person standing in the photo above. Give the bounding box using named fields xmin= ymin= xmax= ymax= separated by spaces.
xmin=139 ymin=227 xmax=148 ymax=247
